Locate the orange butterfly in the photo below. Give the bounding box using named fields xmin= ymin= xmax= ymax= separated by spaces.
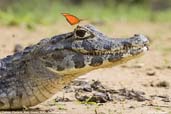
xmin=61 ymin=13 xmax=83 ymax=25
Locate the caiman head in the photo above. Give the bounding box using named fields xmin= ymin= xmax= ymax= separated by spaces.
xmin=37 ymin=24 xmax=150 ymax=76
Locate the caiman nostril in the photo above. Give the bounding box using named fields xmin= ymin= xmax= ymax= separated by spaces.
xmin=134 ymin=34 xmax=150 ymax=45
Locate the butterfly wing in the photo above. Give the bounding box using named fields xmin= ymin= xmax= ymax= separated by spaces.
xmin=62 ymin=13 xmax=81 ymax=25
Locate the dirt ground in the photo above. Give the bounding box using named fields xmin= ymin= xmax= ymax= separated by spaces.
xmin=0 ymin=22 xmax=171 ymax=114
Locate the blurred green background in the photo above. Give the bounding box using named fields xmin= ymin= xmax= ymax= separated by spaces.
xmin=0 ymin=0 xmax=171 ymax=28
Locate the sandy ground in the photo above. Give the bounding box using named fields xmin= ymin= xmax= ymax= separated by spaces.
xmin=0 ymin=22 xmax=171 ymax=114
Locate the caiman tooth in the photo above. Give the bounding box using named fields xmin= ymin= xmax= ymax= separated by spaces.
xmin=95 ymin=52 xmax=97 ymax=56
xmin=96 ymin=51 xmax=99 ymax=55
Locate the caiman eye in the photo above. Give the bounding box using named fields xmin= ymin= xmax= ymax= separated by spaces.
xmin=76 ymin=30 xmax=86 ymax=37
xmin=75 ymin=29 xmax=93 ymax=39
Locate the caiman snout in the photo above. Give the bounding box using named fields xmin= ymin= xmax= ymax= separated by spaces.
xmin=120 ymin=34 xmax=150 ymax=56
xmin=125 ymin=34 xmax=150 ymax=50
xmin=134 ymin=34 xmax=150 ymax=46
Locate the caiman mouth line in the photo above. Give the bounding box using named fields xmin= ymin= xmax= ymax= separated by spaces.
xmin=74 ymin=45 xmax=149 ymax=56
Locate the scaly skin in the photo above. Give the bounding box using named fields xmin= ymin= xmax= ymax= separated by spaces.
xmin=0 ymin=25 xmax=150 ymax=110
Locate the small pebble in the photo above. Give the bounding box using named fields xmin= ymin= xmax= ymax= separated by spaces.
xmin=154 ymin=65 xmax=164 ymax=70
xmin=146 ymin=70 xmax=156 ymax=76
xmin=55 ymin=96 xmax=71 ymax=102
xmin=129 ymin=106 xmax=135 ymax=109
xmin=162 ymin=97 xmax=170 ymax=102
xmin=167 ymin=65 xmax=171 ymax=69
xmin=133 ymin=63 xmax=144 ymax=68
xmin=156 ymin=81 xmax=170 ymax=88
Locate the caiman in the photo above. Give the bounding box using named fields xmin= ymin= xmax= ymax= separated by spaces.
xmin=0 ymin=24 xmax=150 ymax=110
